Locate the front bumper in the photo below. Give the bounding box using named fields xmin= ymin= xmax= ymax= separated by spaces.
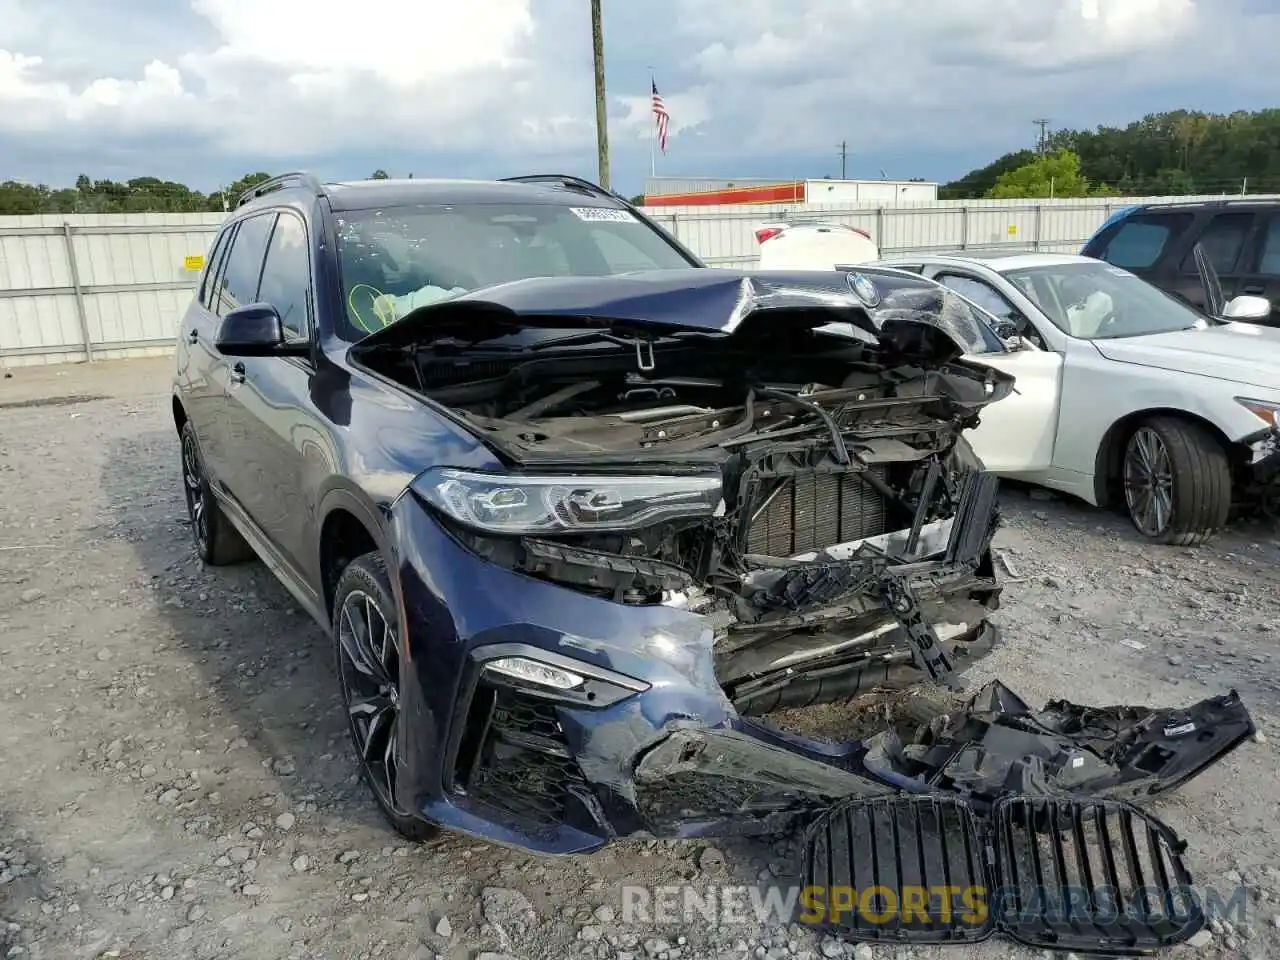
xmin=387 ymin=475 xmax=1004 ymax=854
xmin=385 ymin=480 xmax=1251 ymax=858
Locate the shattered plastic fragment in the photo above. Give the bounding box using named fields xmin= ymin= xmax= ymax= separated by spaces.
xmin=860 ymin=680 xmax=1256 ymax=807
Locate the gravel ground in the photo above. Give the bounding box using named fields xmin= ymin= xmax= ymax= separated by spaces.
xmin=1 ymin=358 xmax=1279 ymax=960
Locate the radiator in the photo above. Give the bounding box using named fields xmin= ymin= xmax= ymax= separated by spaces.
xmin=746 ymin=467 xmax=888 ymax=556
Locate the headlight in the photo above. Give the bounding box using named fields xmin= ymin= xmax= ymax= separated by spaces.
xmin=1235 ymin=397 xmax=1280 ymax=427
xmin=414 ymin=468 xmax=723 ymax=535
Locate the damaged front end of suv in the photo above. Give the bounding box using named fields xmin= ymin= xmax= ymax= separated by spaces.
xmin=351 ymin=267 xmax=1254 ymax=951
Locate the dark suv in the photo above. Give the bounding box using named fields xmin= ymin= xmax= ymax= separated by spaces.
xmin=170 ymin=172 xmax=1249 ymax=871
xmin=1081 ymin=198 xmax=1280 ymax=325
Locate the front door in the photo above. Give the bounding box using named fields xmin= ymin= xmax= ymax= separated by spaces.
xmin=203 ymin=211 xmax=278 ymax=511
xmin=1232 ymin=211 xmax=1280 ymax=326
xmin=220 ymin=209 xmax=321 ymax=580
xmin=1166 ymin=211 xmax=1256 ymax=311
xmin=929 ymin=272 xmax=1064 ymax=475
xmin=962 ymin=347 xmax=1064 ymax=475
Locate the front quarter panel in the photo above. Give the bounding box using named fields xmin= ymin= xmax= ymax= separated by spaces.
xmin=1054 ymin=338 xmax=1276 ymax=492
xmin=303 ymin=355 xmax=506 ymax=588
xmin=386 ymin=493 xmax=736 ymax=852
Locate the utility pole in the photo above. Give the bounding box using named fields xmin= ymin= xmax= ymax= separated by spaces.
xmin=590 ymin=0 xmax=610 ymax=190
xmin=1033 ymin=118 xmax=1051 ymax=154
xmin=838 ymin=141 xmax=848 ymax=180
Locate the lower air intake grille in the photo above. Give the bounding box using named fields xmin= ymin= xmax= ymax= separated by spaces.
xmin=990 ymin=797 xmax=1202 ymax=951
xmin=747 ymin=467 xmax=888 ymax=556
xmin=454 ymin=683 xmax=590 ymax=829
xmin=801 ymin=795 xmax=1207 ymax=951
xmin=802 ymin=796 xmax=989 ymax=945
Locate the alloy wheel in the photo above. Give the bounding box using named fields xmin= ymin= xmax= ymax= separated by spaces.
xmin=1123 ymin=426 xmax=1175 ymax=537
xmin=181 ymin=431 xmax=209 ymax=553
xmin=336 ymin=589 xmax=409 ymax=816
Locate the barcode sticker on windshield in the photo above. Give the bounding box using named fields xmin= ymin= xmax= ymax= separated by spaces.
xmin=570 ymin=207 xmax=637 ymax=223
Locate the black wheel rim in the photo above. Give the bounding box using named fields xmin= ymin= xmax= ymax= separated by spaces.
xmin=1123 ymin=427 xmax=1174 ymax=537
xmin=181 ymin=431 xmax=209 ymax=553
xmin=337 ymin=589 xmax=408 ymax=816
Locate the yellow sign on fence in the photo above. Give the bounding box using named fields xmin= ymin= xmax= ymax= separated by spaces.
xmin=1006 ymin=224 xmax=1017 ymax=237
xmin=183 ymin=255 xmax=205 ymax=272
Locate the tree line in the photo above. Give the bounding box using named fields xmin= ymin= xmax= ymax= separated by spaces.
xmin=0 ymin=171 xmax=399 ymax=216
xmin=5 ymin=107 xmax=1279 ymax=212
xmin=942 ymin=108 xmax=1280 ymax=199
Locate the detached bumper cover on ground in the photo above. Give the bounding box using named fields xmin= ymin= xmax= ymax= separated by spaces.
xmin=795 ymin=684 xmax=1253 ymax=954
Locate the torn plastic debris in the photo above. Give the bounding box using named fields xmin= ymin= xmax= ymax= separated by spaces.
xmin=862 ymin=680 xmax=1255 ymax=809
xmin=797 ymin=681 xmax=1254 ymax=954
xmin=801 ymin=794 xmax=1207 ymax=954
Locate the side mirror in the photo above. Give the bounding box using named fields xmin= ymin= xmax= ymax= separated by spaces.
xmin=1221 ymin=294 xmax=1272 ymax=322
xmin=214 ymin=303 xmax=302 ymax=356
xmin=989 ymin=317 xmax=1020 ymax=342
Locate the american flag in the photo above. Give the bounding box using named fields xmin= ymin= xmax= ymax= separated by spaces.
xmin=651 ymin=79 xmax=670 ymax=154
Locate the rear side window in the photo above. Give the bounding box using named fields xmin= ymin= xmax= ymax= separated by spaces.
xmin=1259 ymin=216 xmax=1280 ymax=275
xmin=1098 ymin=214 xmax=1190 ymax=269
xmin=211 ymin=212 xmax=276 ymax=317
xmin=1179 ymin=212 xmax=1253 ymax=273
xmin=199 ymin=229 xmax=231 ymax=309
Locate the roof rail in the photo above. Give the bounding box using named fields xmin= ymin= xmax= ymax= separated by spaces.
xmin=499 ymin=173 xmax=628 ymax=203
xmin=236 ymin=172 xmax=326 ymax=209
xmin=1142 ymin=197 xmax=1278 ymax=210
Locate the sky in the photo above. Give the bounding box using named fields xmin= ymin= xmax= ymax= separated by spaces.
xmin=2 ymin=0 xmax=1279 ymax=195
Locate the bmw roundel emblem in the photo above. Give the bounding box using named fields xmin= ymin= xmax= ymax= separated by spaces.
xmin=847 ymin=272 xmax=880 ymax=307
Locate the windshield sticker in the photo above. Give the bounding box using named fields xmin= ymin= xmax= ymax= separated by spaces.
xmin=570 ymin=206 xmax=638 ymax=223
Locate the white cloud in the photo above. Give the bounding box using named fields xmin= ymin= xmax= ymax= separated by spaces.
xmin=669 ymin=0 xmax=1246 ymax=154
xmin=0 ymin=0 xmax=594 ymax=160
xmin=0 ymin=51 xmax=195 ymax=133
xmin=0 ymin=0 xmax=1276 ymax=184
xmin=187 ymin=0 xmax=533 ymax=84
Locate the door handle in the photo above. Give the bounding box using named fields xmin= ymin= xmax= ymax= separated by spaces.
xmin=230 ymin=362 xmax=246 ymax=384
xmin=186 ymin=328 xmax=199 ymax=344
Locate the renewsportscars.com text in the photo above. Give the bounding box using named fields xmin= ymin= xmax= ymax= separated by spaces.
xmin=620 ymin=883 xmax=1248 ymax=928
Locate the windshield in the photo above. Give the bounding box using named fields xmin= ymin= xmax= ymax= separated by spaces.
xmin=334 ymin=202 xmax=696 ymax=338
xmin=1001 ymin=261 xmax=1210 ymax=340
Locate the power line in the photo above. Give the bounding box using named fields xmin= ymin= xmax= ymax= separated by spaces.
xmin=1033 ymin=118 xmax=1051 ymax=154
xmin=589 ymin=0 xmax=610 ymax=190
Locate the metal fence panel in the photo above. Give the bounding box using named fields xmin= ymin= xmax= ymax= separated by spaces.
xmin=0 ymin=213 xmax=225 ymax=365
xmin=4 ymin=197 xmax=1280 ymax=366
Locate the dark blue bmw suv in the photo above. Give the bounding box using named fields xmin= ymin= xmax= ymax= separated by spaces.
xmin=172 ymin=172 xmax=1064 ymax=854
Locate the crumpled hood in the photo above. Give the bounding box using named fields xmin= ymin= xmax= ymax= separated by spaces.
xmin=1092 ymin=322 xmax=1280 ymax=389
xmin=349 ymin=267 xmax=1006 ymax=361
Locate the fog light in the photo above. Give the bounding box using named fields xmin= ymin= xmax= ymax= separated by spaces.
xmin=486 ymin=656 xmax=585 ymax=690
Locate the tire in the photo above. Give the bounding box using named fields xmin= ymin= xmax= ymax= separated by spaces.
xmin=332 ymin=552 xmax=439 ymax=842
xmin=180 ymin=421 xmax=254 ymax=565
xmin=1121 ymin=416 xmax=1231 ymax=547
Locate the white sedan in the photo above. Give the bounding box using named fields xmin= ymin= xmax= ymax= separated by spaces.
xmin=756 ymin=220 xmax=879 ymax=270
xmin=876 ymin=251 xmax=1280 ymax=545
